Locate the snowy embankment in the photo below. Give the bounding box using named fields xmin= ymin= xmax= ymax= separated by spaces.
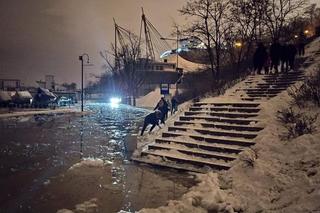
xmin=0 ymin=107 xmax=86 ymax=119
xmin=139 ymin=37 xmax=320 ymax=213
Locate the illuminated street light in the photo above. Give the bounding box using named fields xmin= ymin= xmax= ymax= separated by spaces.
xmin=79 ymin=53 xmax=90 ymax=112
xmin=235 ymin=41 xmax=242 ymax=48
xmin=304 ymin=30 xmax=309 ymax=35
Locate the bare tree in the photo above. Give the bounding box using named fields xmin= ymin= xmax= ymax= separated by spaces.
xmin=228 ymin=0 xmax=267 ymax=70
xmin=179 ymin=0 xmax=229 ymax=79
xmin=264 ymin=0 xmax=307 ymax=40
xmin=100 ymin=31 xmax=146 ymax=106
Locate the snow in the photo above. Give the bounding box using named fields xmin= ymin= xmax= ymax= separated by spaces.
xmin=138 ymin=37 xmax=320 ymax=212
xmin=0 ymin=107 xmax=85 ymax=119
xmin=68 ymin=157 xmax=112 ymax=170
xmin=56 ymin=198 xmax=98 ymax=213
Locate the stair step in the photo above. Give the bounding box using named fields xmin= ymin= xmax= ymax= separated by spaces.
xmin=147 ymin=143 xmax=237 ymax=161
xmin=155 ymin=138 xmax=244 ymax=154
xmin=131 ymin=156 xmax=206 ymax=173
xmin=162 ymin=131 xmax=255 ymax=147
xmin=174 ymin=120 xmax=263 ymax=132
xmin=243 ymin=88 xmax=284 ymax=92
xmin=185 ymin=111 xmax=259 ymax=118
xmin=189 ymin=106 xmax=260 ymax=113
xmin=179 ymin=115 xmax=259 ymax=125
xmin=246 ymin=91 xmax=279 ymax=95
xmin=257 ymin=82 xmax=295 ymax=86
xmin=168 ymin=126 xmax=258 ymax=139
xmin=193 ymin=102 xmax=260 ymax=108
xmin=241 ymin=98 xmax=262 ymax=101
xmin=247 ymin=94 xmax=277 ymax=98
xmin=141 ymin=150 xmax=231 ymax=170
xmin=243 ymin=90 xmax=282 ymax=94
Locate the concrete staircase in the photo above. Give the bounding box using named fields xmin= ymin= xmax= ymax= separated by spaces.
xmin=240 ymin=71 xmax=304 ymax=101
xmin=132 ymin=71 xmax=304 ymax=173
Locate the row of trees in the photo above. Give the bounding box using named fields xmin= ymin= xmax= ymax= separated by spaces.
xmin=179 ymin=0 xmax=320 ymax=78
xmin=89 ymin=0 xmax=320 ymax=105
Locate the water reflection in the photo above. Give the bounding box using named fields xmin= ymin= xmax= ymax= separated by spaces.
xmin=0 ymin=103 xmax=194 ymax=213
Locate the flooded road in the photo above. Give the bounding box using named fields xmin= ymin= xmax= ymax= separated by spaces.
xmin=0 ymin=103 xmax=194 ymax=213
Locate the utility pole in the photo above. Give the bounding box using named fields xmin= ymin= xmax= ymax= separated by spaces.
xmin=79 ymin=53 xmax=90 ymax=112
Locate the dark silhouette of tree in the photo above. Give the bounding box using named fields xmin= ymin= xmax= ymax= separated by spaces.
xmin=179 ymin=0 xmax=229 ymax=79
xmin=228 ymin=0 xmax=267 ymax=72
xmin=100 ymin=31 xmax=147 ymax=106
xmin=264 ymin=0 xmax=307 ymax=40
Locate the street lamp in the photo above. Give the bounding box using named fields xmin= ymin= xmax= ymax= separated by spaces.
xmin=235 ymin=41 xmax=242 ymax=48
xmin=79 ymin=53 xmax=90 ymax=112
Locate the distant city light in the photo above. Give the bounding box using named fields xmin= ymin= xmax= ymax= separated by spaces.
xmin=110 ymin=97 xmax=121 ymax=107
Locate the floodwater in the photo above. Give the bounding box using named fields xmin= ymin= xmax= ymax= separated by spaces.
xmin=0 ymin=103 xmax=195 ymax=213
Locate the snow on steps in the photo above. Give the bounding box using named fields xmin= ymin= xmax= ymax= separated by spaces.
xmin=132 ymin=101 xmax=261 ymax=172
xmin=179 ymin=115 xmax=258 ymax=126
xmin=174 ymin=120 xmax=263 ymax=132
xmin=167 ymin=126 xmax=258 ymax=139
xmin=132 ymin=71 xmax=306 ymax=172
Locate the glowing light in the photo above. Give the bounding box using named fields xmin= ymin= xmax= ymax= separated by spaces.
xmin=304 ymin=30 xmax=309 ymax=34
xmin=235 ymin=42 xmax=242 ymax=48
xmin=294 ymin=35 xmax=298 ymax=38
xmin=110 ymin=97 xmax=121 ymax=107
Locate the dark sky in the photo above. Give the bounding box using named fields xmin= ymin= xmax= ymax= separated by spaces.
xmin=0 ymin=0 xmax=186 ymax=86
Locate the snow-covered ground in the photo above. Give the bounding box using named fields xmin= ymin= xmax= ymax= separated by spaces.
xmin=0 ymin=107 xmax=85 ymax=119
xmin=138 ymin=37 xmax=320 ymax=213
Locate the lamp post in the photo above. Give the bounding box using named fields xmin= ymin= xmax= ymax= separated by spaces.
xmin=161 ymin=28 xmax=183 ymax=95
xmin=79 ymin=53 xmax=90 ymax=112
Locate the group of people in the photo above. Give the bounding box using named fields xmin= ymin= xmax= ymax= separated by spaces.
xmin=253 ymin=37 xmax=306 ymax=75
xmin=140 ymin=96 xmax=179 ymax=136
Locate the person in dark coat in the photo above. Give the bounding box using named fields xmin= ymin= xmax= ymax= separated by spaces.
xmin=154 ymin=97 xmax=169 ymax=124
xmin=270 ymin=41 xmax=281 ymax=74
xmin=171 ymin=96 xmax=178 ymax=115
xmin=280 ymin=44 xmax=289 ymax=73
xmin=297 ymin=31 xmax=306 ymax=56
xmin=253 ymin=43 xmax=268 ymax=74
xmin=140 ymin=110 xmax=162 ymax=136
xmin=287 ymin=43 xmax=297 ymax=71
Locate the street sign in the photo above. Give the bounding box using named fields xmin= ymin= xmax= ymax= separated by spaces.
xmin=160 ymin=83 xmax=170 ymax=95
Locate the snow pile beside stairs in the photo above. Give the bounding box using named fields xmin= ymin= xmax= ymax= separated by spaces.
xmin=140 ymin=172 xmax=242 ymax=213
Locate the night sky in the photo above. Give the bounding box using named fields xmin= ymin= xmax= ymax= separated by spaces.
xmin=0 ymin=0 xmax=185 ymax=87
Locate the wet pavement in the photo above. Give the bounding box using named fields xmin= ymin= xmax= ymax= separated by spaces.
xmin=0 ymin=103 xmax=195 ymax=213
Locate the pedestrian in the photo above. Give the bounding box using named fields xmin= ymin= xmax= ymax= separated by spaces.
xmin=270 ymin=40 xmax=281 ymax=74
xmin=280 ymin=44 xmax=289 ymax=73
xmin=287 ymin=43 xmax=297 ymax=71
xmin=140 ymin=110 xmax=162 ymax=136
xmin=253 ymin=42 xmax=268 ymax=75
xmin=297 ymin=31 xmax=306 ymax=56
xmin=154 ymin=97 xmax=169 ymax=124
xmin=171 ymin=96 xmax=178 ymax=115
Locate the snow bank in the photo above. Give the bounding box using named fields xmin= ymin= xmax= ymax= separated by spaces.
xmin=56 ymin=198 xmax=98 ymax=213
xmin=140 ymin=172 xmax=242 ymax=213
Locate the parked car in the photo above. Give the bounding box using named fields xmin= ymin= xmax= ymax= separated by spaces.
xmin=32 ymin=87 xmax=57 ymax=108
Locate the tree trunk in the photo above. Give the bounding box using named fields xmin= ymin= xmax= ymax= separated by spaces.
xmin=205 ymin=17 xmax=216 ymax=78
